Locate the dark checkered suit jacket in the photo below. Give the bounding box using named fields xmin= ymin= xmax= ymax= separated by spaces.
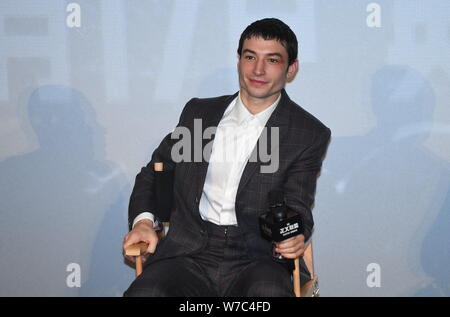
xmin=129 ymin=89 xmax=331 ymax=269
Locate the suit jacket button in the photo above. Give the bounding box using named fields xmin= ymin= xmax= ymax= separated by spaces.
xmin=195 ymin=197 xmax=199 ymax=203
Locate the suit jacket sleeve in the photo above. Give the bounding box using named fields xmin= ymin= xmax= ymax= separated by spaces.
xmin=283 ymin=127 xmax=331 ymax=242
xmin=127 ymin=98 xmax=196 ymax=231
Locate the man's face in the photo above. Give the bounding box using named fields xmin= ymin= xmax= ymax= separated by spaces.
xmin=238 ymin=36 xmax=298 ymax=105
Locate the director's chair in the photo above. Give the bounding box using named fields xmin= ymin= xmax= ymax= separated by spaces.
xmin=125 ymin=235 xmax=319 ymax=297
xmin=125 ymin=162 xmax=320 ymax=297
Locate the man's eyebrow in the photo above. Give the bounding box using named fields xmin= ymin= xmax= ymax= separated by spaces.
xmin=266 ymin=52 xmax=283 ymax=58
xmin=242 ymin=49 xmax=283 ymax=58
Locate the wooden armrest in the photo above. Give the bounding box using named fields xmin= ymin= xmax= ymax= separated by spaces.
xmin=125 ymin=242 xmax=150 ymax=277
xmin=124 ymin=242 xmax=149 ymax=256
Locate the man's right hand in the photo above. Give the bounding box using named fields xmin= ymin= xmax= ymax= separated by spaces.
xmin=123 ymin=219 xmax=159 ymax=263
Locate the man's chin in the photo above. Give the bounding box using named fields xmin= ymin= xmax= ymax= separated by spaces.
xmin=242 ymin=86 xmax=267 ymax=97
xmin=246 ymin=89 xmax=280 ymax=100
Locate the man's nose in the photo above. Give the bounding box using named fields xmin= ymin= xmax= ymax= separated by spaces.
xmin=253 ymin=59 xmax=265 ymax=76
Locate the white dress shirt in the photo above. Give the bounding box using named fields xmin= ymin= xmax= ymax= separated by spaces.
xmin=132 ymin=92 xmax=280 ymax=228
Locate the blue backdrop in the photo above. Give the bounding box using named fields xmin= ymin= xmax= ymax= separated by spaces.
xmin=0 ymin=0 xmax=449 ymax=296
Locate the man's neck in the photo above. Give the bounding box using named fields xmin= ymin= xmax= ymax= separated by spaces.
xmin=239 ymin=91 xmax=281 ymax=115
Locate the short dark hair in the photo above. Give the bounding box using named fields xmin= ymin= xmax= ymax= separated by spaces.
xmin=237 ymin=18 xmax=298 ymax=66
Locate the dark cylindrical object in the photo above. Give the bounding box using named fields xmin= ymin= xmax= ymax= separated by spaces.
xmin=154 ymin=163 xmax=174 ymax=222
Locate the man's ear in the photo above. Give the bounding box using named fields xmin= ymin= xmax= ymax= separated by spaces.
xmin=286 ymin=59 xmax=299 ymax=83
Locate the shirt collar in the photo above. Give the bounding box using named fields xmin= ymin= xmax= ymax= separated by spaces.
xmin=230 ymin=92 xmax=281 ymax=127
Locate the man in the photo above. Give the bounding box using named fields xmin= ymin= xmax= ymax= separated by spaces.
xmin=123 ymin=18 xmax=331 ymax=297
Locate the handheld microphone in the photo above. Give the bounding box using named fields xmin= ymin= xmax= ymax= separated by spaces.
xmin=259 ymin=189 xmax=304 ymax=243
xmin=259 ymin=189 xmax=304 ymax=270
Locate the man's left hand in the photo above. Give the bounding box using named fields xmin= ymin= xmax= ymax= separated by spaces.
xmin=274 ymin=234 xmax=305 ymax=259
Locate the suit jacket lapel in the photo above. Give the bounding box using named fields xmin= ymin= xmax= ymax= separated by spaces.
xmin=194 ymin=92 xmax=238 ymax=200
xmin=192 ymin=89 xmax=291 ymax=211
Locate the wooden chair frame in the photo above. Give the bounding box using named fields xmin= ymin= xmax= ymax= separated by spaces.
xmin=125 ymin=162 xmax=319 ymax=296
xmin=125 ymin=225 xmax=319 ymax=297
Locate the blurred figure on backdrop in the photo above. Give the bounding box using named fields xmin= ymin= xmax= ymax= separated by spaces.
xmin=0 ymin=85 xmax=127 ymax=296
xmin=318 ymin=65 xmax=450 ymax=296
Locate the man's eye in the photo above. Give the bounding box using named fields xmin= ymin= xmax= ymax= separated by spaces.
xmin=268 ymin=58 xmax=279 ymax=63
xmin=245 ymin=55 xmax=255 ymax=60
